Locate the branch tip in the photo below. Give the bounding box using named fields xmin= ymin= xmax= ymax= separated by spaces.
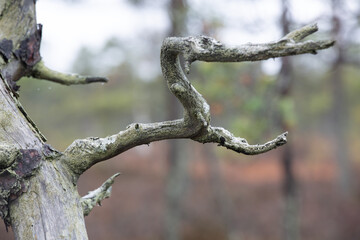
xmin=194 ymin=127 xmax=288 ymax=155
xmin=276 ymin=132 xmax=288 ymax=146
xmin=281 ymin=23 xmax=318 ymax=42
xmin=81 ymin=172 xmax=121 ymax=216
xmin=85 ymin=77 xmax=109 ymax=84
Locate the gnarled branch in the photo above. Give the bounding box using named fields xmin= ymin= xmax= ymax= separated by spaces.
xmin=61 ymin=23 xmax=334 ymax=176
xmin=193 ymin=127 xmax=288 ymax=155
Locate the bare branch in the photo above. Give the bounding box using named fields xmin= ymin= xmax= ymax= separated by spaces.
xmin=193 ymin=127 xmax=288 ymax=155
xmin=81 ymin=173 xmax=121 ymax=216
xmin=62 ymin=24 xmax=333 ymax=175
xmin=171 ymin=25 xmax=334 ymax=73
xmin=281 ymin=23 xmax=318 ymax=42
xmin=30 ymin=60 xmax=108 ymax=86
xmin=63 ymin=120 xmax=202 ymax=175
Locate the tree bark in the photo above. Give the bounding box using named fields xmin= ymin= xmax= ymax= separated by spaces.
xmin=10 ymin=161 xmax=88 ymax=240
xmin=0 ymin=1 xmax=88 ymax=239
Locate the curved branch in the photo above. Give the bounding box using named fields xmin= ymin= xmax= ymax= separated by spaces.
xmin=63 ymin=120 xmax=202 ymax=175
xmin=30 ymin=60 xmax=108 ymax=85
xmin=193 ymin=127 xmax=287 ymax=155
xmin=62 ymin=23 xmax=333 ymax=176
xmin=81 ymin=173 xmax=120 ymax=216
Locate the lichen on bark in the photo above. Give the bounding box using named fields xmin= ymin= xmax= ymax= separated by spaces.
xmin=0 ymin=148 xmax=42 ymax=226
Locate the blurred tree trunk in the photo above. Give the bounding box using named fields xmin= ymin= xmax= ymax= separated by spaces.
xmin=204 ymin=145 xmax=241 ymax=240
xmin=164 ymin=1 xmax=188 ymax=240
xmin=277 ymin=1 xmax=299 ymax=240
xmin=199 ymin=20 xmax=241 ymax=240
xmin=329 ymin=0 xmax=352 ymax=196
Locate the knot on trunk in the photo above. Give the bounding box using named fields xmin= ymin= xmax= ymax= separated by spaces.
xmin=0 ymin=148 xmax=42 ymax=227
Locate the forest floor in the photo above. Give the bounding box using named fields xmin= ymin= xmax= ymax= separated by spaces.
xmin=1 ymin=136 xmax=359 ymax=240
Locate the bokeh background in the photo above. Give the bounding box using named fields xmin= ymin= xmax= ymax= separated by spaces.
xmin=1 ymin=0 xmax=360 ymax=239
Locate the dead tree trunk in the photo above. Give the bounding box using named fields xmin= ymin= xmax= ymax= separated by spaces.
xmin=0 ymin=1 xmax=333 ymax=239
xmin=0 ymin=1 xmax=105 ymax=239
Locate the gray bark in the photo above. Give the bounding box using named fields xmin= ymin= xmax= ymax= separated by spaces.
xmin=0 ymin=1 xmax=333 ymax=239
xmin=0 ymin=1 xmax=101 ymax=239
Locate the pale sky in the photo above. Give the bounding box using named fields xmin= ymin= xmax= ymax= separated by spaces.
xmin=36 ymin=0 xmax=351 ymax=75
xmin=37 ymin=0 xmax=168 ymax=72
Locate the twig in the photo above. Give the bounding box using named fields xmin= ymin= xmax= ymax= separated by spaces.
xmin=81 ymin=173 xmax=121 ymax=216
xmin=30 ymin=60 xmax=108 ymax=86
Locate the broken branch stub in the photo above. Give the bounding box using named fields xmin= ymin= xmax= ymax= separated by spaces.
xmin=62 ymin=24 xmax=334 ymax=176
xmin=81 ymin=173 xmax=121 ymax=216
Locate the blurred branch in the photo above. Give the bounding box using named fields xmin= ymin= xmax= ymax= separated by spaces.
xmin=81 ymin=173 xmax=120 ymax=216
xmin=30 ymin=60 xmax=108 ymax=85
xmin=62 ymin=23 xmax=333 ymax=176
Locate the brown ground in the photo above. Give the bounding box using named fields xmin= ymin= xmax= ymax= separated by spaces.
xmin=1 ymin=136 xmax=360 ymax=240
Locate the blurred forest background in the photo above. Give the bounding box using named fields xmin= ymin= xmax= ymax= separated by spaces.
xmin=1 ymin=0 xmax=360 ymax=239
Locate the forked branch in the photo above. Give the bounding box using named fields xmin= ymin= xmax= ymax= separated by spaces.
xmin=62 ymin=23 xmax=334 ymax=176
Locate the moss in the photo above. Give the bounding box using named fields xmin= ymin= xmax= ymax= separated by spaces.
xmin=0 ymin=108 xmax=14 ymax=129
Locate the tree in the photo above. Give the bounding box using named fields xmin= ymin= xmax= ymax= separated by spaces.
xmin=164 ymin=1 xmax=190 ymax=240
xmin=277 ymin=1 xmax=299 ymax=239
xmin=0 ymin=1 xmax=334 ymax=239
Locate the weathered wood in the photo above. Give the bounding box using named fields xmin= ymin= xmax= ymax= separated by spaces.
xmin=0 ymin=1 xmax=89 ymax=239
xmin=0 ymin=0 xmax=334 ymax=239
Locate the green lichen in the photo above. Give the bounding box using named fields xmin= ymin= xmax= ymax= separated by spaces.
xmin=0 ymin=145 xmax=20 ymax=168
xmin=0 ymin=0 xmax=36 ymax=46
xmin=0 ymin=107 xmax=14 ymax=129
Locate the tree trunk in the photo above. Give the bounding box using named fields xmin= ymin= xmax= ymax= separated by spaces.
xmin=0 ymin=1 xmax=88 ymax=239
xmin=330 ymin=0 xmax=352 ymax=196
xmin=10 ymin=161 xmax=87 ymax=240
